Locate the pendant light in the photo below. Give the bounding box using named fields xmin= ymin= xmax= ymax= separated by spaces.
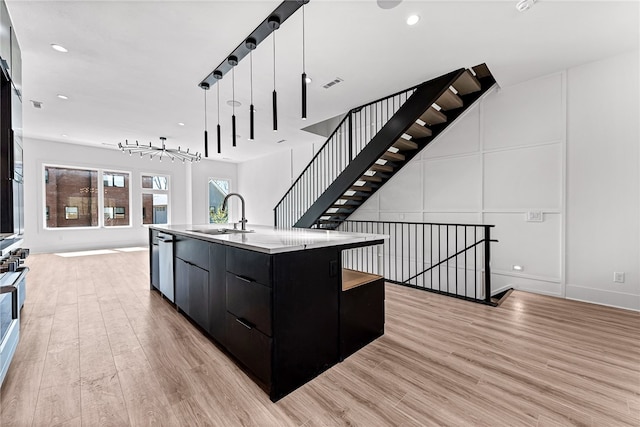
xmin=268 ymin=16 xmax=280 ymax=132
xmin=301 ymin=2 xmax=307 ymax=120
xmin=201 ymin=82 xmax=210 ymax=157
xmin=246 ymin=38 xmax=256 ymax=141
xmin=213 ymin=70 xmax=223 ymax=154
xmin=228 ymin=55 xmax=238 ymax=147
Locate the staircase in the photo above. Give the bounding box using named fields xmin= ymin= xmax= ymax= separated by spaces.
xmin=274 ymin=64 xmax=495 ymax=229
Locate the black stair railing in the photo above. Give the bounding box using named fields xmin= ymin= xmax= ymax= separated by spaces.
xmin=273 ymin=84 xmax=421 ymax=228
xmin=339 ymin=220 xmax=498 ymax=305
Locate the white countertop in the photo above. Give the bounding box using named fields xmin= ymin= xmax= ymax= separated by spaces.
xmin=151 ymin=224 xmax=387 ymax=254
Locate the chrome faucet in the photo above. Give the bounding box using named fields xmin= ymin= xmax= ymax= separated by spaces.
xmin=222 ymin=193 xmax=248 ymax=231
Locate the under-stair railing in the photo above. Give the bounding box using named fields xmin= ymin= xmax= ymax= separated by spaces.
xmin=274 ymin=85 xmax=421 ymax=228
xmin=339 ymin=220 xmax=498 ymax=305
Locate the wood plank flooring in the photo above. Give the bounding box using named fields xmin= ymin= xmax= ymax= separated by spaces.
xmin=1 ymin=250 xmax=638 ymax=426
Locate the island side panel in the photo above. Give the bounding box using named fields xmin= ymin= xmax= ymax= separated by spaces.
xmin=271 ymin=246 xmax=341 ymax=401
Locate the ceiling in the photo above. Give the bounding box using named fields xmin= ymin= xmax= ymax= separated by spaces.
xmin=7 ymin=0 xmax=639 ymax=163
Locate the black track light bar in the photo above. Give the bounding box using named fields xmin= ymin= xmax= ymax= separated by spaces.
xmin=198 ymin=0 xmax=309 ymax=89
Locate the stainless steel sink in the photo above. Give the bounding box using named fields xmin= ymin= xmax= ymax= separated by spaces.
xmin=187 ymin=228 xmax=254 ymax=235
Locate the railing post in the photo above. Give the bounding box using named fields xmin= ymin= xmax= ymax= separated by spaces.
xmin=348 ymin=113 xmax=353 ymax=161
xmin=484 ymin=225 xmax=492 ymax=303
xmin=274 ymin=208 xmax=277 ymax=227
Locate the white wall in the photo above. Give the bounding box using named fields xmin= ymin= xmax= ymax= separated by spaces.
xmin=565 ymin=51 xmax=640 ymax=310
xmin=237 ymin=145 xmax=315 ymax=226
xmin=23 ymin=137 xmax=237 ymax=253
xmin=236 ymin=50 xmax=639 ymax=310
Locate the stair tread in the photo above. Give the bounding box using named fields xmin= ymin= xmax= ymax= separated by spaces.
xmin=452 ymin=70 xmax=482 ymax=95
xmin=405 ymin=122 xmax=433 ymax=139
xmin=419 ymin=106 xmax=447 ymax=126
xmin=330 ymin=204 xmax=357 ymax=210
xmin=370 ymin=163 xmax=393 ymax=173
xmin=349 ymin=185 xmax=373 ymax=192
xmin=381 ymin=151 xmax=405 ymax=162
xmin=472 ymin=63 xmax=491 ymax=79
xmin=339 ymin=195 xmax=364 ymax=201
xmin=359 ymin=174 xmax=383 ymax=182
xmin=392 ymin=138 xmax=418 ymax=151
xmin=435 ymin=90 xmax=463 ymax=111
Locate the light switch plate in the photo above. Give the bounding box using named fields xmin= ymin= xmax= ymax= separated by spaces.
xmin=526 ymin=211 xmax=543 ymax=222
xmin=613 ymin=272 xmax=625 ymax=283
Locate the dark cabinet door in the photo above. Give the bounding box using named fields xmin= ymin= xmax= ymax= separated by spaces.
xmin=188 ymin=263 xmax=209 ymax=331
xmin=175 ymin=257 xmax=209 ymax=332
xmin=208 ymin=242 xmax=226 ymax=344
xmin=175 ymin=258 xmax=189 ymax=313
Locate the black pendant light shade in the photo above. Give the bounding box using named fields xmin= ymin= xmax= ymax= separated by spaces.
xmin=301 ymin=73 xmax=307 ymax=120
xmin=269 ymin=16 xmax=280 ymax=132
xmin=301 ymin=3 xmax=307 ymax=120
xmin=228 ymin=56 xmax=238 ymax=147
xmin=213 ymin=70 xmax=223 ymax=154
xmin=201 ymin=82 xmax=210 ymax=157
xmin=246 ymin=38 xmax=256 ymax=141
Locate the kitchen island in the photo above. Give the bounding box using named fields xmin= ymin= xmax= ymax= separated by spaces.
xmin=149 ymin=224 xmax=386 ymax=402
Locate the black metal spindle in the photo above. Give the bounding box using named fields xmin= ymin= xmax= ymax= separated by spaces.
xmin=484 ymin=225 xmax=492 ymax=303
xmin=464 ymin=226 xmax=467 ymax=298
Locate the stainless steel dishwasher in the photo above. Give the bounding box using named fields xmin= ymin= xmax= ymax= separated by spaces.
xmin=157 ymin=233 xmax=174 ymax=302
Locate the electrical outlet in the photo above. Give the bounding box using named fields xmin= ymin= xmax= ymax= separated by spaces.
xmin=613 ymin=272 xmax=625 ymax=283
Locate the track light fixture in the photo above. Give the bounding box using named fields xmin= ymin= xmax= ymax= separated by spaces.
xmin=198 ymin=2 xmax=308 ymax=139
xmin=213 ymin=70 xmax=223 ymax=154
xmin=201 ymin=82 xmax=210 ymax=157
xmin=246 ymin=38 xmax=256 ymax=141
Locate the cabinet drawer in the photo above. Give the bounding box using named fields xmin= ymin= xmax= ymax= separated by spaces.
xmin=225 ymin=312 xmax=271 ymax=385
xmin=226 ymin=246 xmax=271 ymax=286
xmin=226 ymin=272 xmax=271 ymax=336
xmin=175 ymin=235 xmax=209 ymax=270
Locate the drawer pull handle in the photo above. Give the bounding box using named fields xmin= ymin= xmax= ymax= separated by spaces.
xmin=235 ymin=275 xmax=253 ymax=283
xmin=236 ymin=318 xmax=253 ymax=330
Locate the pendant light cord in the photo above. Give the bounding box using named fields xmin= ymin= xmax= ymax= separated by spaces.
xmin=302 ymin=5 xmax=305 ymax=73
xmin=232 ymin=67 xmax=236 ymax=114
xmin=250 ymin=51 xmax=254 ymax=105
xmin=217 ymin=83 xmax=220 ymax=124
xmin=273 ymin=30 xmax=276 ymax=90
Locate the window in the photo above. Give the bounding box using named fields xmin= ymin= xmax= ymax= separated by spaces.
xmin=209 ymin=179 xmax=230 ymax=224
xmin=45 ymin=166 xmax=99 ymax=228
xmin=65 ymin=206 xmax=78 ymax=220
xmin=103 ymin=171 xmax=130 ymax=227
xmin=142 ymin=174 xmax=169 ymax=225
xmin=44 ymin=165 xmax=131 ymax=228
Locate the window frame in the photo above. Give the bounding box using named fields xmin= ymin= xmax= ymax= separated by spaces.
xmin=208 ymin=177 xmax=232 ymax=225
xmin=141 ymin=172 xmax=171 ymax=226
xmin=42 ymin=163 xmax=133 ymax=230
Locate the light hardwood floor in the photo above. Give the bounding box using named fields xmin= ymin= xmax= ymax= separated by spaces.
xmin=1 ymin=250 xmax=639 ymax=426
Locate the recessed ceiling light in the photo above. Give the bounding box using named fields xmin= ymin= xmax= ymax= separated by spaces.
xmin=57 ymin=94 xmax=68 ymax=100
xmin=177 ymin=122 xmax=185 ymax=126
xmin=305 ymin=76 xmax=312 ymax=84
xmin=515 ymin=0 xmax=535 ymax=12
xmin=226 ymin=100 xmax=241 ymax=107
xmin=61 ymin=134 xmax=68 ymax=137
xmin=51 ymin=44 xmax=68 ymax=53
xmin=406 ymin=15 xmax=420 ymax=26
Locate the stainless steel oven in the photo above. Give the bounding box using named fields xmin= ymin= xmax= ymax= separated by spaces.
xmin=0 ymin=283 xmax=19 ymax=385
